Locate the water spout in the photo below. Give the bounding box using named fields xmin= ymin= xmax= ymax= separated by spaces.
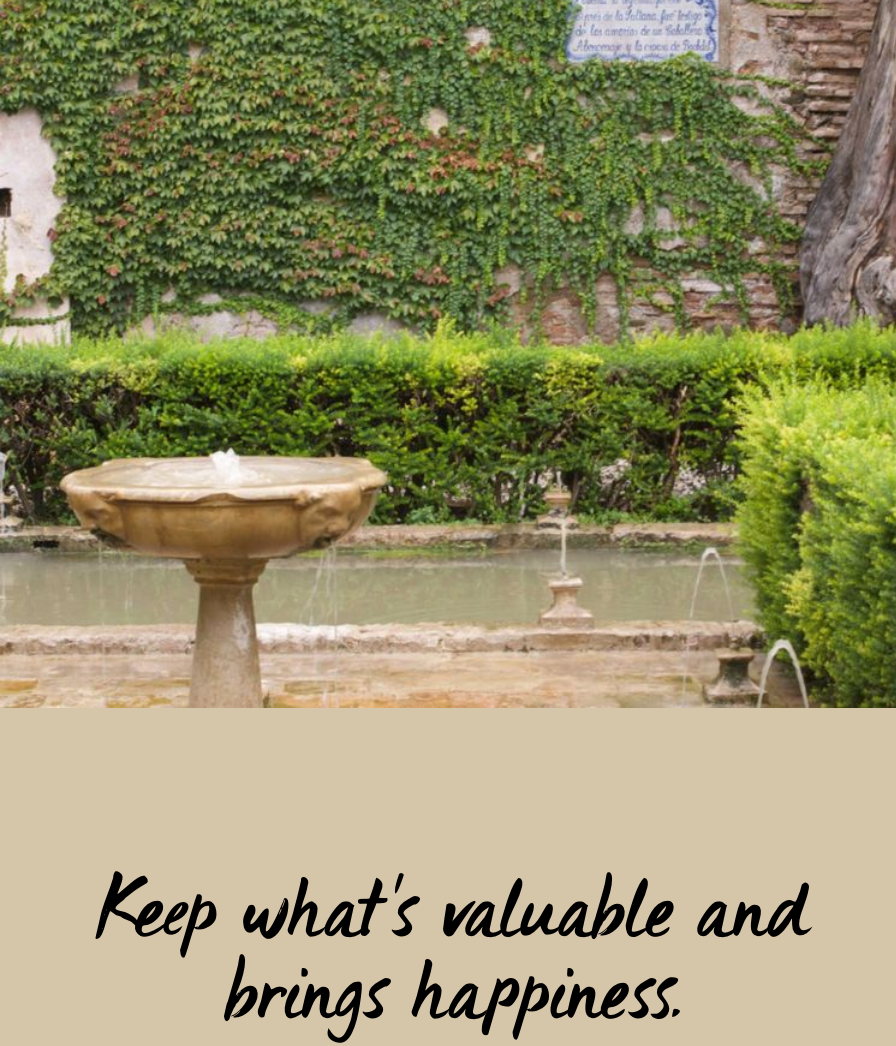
xmin=559 ymin=516 xmax=569 ymax=579
xmin=681 ymin=546 xmax=735 ymax=703
xmin=0 ymin=451 xmax=6 ymax=528
xmin=297 ymin=546 xmax=342 ymax=708
xmin=688 ymin=547 xmax=734 ymax=621
xmin=325 ymin=545 xmax=340 ymax=709
xmin=210 ymin=448 xmax=242 ymax=485
xmin=756 ymin=640 xmax=810 ymax=709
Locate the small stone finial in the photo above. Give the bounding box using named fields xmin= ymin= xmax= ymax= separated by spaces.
xmin=537 ymin=485 xmax=578 ymax=531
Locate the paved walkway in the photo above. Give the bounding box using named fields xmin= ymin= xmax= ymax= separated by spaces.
xmin=0 ymin=649 xmax=805 ymax=709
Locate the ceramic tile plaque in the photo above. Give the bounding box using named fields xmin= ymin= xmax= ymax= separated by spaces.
xmin=567 ymin=0 xmax=723 ymax=64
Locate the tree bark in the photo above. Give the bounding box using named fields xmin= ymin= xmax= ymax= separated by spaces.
xmin=801 ymin=1 xmax=896 ymax=326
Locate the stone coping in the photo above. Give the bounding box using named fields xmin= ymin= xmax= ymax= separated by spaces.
xmin=0 ymin=620 xmax=760 ymax=657
xmin=0 ymin=521 xmax=737 ymax=554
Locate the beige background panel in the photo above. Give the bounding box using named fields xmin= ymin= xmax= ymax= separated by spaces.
xmin=0 ymin=711 xmax=891 ymax=1043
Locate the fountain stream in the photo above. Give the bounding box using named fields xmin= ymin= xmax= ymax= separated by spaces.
xmin=0 ymin=451 xmax=7 ymax=529
xmin=756 ymin=640 xmax=810 ymax=709
xmin=688 ymin=547 xmax=734 ymax=622
xmin=559 ymin=516 xmax=569 ymax=579
xmin=210 ymin=449 xmax=243 ymax=485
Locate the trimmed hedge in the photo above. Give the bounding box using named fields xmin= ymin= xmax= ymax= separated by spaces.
xmin=737 ymin=383 xmax=896 ymax=707
xmin=5 ymin=322 xmax=896 ymax=527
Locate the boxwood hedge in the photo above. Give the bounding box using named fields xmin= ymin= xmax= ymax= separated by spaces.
xmin=737 ymin=382 xmax=896 ymax=707
xmin=4 ymin=322 xmax=896 ymax=528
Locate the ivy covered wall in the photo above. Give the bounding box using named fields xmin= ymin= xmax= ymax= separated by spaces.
xmin=0 ymin=1 xmax=857 ymax=343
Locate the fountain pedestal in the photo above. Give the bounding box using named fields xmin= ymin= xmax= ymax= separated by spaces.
xmin=704 ymin=650 xmax=761 ymax=707
xmin=540 ymin=576 xmax=595 ymax=629
xmin=186 ymin=559 xmax=267 ymax=708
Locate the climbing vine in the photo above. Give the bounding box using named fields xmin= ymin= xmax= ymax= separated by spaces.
xmin=0 ymin=0 xmax=824 ymax=337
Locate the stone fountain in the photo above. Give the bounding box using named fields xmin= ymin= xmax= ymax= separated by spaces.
xmin=60 ymin=453 xmax=386 ymax=708
xmin=538 ymin=485 xmax=594 ymax=630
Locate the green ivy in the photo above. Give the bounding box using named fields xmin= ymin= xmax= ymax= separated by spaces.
xmin=0 ymin=1 xmax=824 ymax=338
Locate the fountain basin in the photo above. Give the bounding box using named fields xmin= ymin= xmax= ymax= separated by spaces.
xmin=60 ymin=457 xmax=386 ymax=559
xmin=60 ymin=455 xmax=386 ymax=708
xmin=0 ymin=548 xmax=755 ymax=626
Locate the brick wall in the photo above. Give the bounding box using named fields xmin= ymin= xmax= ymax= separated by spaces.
xmin=526 ymin=0 xmax=878 ymax=344
xmin=734 ymin=0 xmax=876 ymax=227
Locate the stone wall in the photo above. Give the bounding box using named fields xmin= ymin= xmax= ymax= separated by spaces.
xmin=0 ymin=2 xmax=879 ymax=347
xmin=729 ymin=0 xmax=876 ymax=323
xmin=0 ymin=109 xmax=69 ymax=346
xmin=124 ymin=2 xmax=882 ymax=347
xmin=524 ymin=0 xmax=878 ymax=344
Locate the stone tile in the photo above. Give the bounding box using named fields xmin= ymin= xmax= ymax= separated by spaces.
xmin=0 ymin=647 xmax=807 ymax=709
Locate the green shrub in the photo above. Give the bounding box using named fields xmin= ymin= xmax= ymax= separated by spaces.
xmin=737 ymin=382 xmax=896 ymax=706
xmin=5 ymin=321 xmax=896 ymax=528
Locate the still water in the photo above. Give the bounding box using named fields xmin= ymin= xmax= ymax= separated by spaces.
xmin=0 ymin=548 xmax=753 ymax=627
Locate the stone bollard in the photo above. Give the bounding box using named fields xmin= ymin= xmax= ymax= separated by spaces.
xmin=704 ymin=649 xmax=761 ymax=707
xmin=540 ymin=576 xmax=595 ymax=629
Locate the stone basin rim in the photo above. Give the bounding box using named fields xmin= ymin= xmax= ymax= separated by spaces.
xmin=60 ymin=456 xmax=388 ymax=503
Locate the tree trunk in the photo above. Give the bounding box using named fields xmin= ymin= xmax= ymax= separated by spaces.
xmin=801 ymin=1 xmax=896 ymax=326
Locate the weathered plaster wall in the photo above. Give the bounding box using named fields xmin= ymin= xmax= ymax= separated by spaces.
xmin=0 ymin=108 xmax=69 ymax=346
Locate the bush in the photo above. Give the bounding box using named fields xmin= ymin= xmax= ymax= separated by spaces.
xmin=737 ymin=382 xmax=896 ymax=706
xmin=5 ymin=321 xmax=896 ymax=527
